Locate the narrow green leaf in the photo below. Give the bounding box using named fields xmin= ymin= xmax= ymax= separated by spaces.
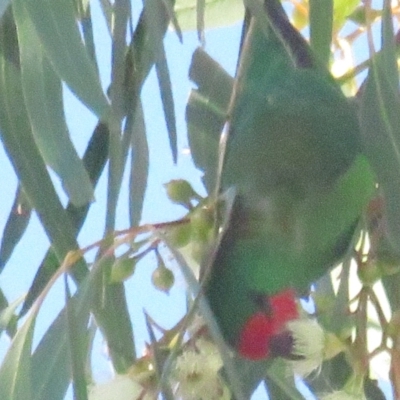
xmin=333 ymin=0 xmax=360 ymax=30
xmin=186 ymin=48 xmax=233 ymax=193
xmin=155 ymin=44 xmax=178 ymax=163
xmin=380 ymin=0 xmax=397 ymax=90
xmin=196 ymin=0 xmax=205 ymax=43
xmin=309 ymin=0 xmax=333 ymax=67
xmin=0 ymin=10 xmax=88 ymax=282
xmin=165 ymin=244 xmax=247 ymax=399
xmin=21 ymin=251 xmax=60 ymax=317
xmin=0 ymin=310 xmax=34 ymax=399
xmin=189 ymin=48 xmax=234 ymax=112
xmin=265 ymin=359 xmax=305 ymax=400
xmin=21 ymin=0 xmax=110 ymax=119
xmin=14 ymin=0 xmax=94 ymax=206
xmin=79 ymin=3 xmax=98 ymax=72
xmin=31 ymin=257 xmax=104 ymax=400
xmin=91 ymin=257 xmax=135 ymax=373
xmin=347 ymin=5 xmax=381 ymax=27
xmin=105 ymin=0 xmax=171 ymax=231
xmin=315 ymin=250 xmax=355 ymax=335
xmin=74 ymin=0 xmax=90 ymax=19
xmin=0 ymin=186 xmax=31 ymax=271
xmin=65 ymin=276 xmax=88 ymax=400
xmin=186 ymin=91 xmax=225 ymax=192
xmin=174 ymin=0 xmax=244 ymax=30
xmin=161 ymin=0 xmax=183 ymax=42
xmin=360 ymin=0 xmax=400 ymax=250
xmin=105 ymin=0 xmax=131 ymax=232
xmin=21 ymin=122 xmax=109 ymax=317
xmin=144 ymin=312 xmax=175 ymax=400
xmin=98 ymin=0 xmax=112 ymax=34
xmin=220 ymin=356 xmax=270 ymax=399
xmin=0 ymin=295 xmax=24 ymax=335
xmin=126 ymin=0 xmax=169 ymax=95
xmin=129 ymin=102 xmax=149 ymax=227
xmin=31 ymin=314 xmax=79 ymax=400
xmin=306 ymin=353 xmax=352 ymax=395
xmin=161 ymin=191 xmax=248 ymax=399
xmin=382 ymin=273 xmax=400 ymax=311
xmin=110 ymin=0 xmax=130 ymax=119
xmin=329 ymin=257 xmax=353 ymax=331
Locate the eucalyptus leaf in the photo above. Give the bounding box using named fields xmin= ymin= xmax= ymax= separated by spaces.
xmin=309 ymin=0 xmax=333 ymax=67
xmin=21 ymin=0 xmax=110 ymax=119
xmin=186 ymin=91 xmax=223 ymax=192
xmin=174 ymin=0 xmax=244 ymax=31
xmin=333 ymin=0 xmax=359 ymax=31
xmin=14 ymin=0 xmax=94 ymax=206
xmin=305 ymin=352 xmax=352 ymax=396
xmin=20 ymin=121 xmax=109 ymax=317
xmin=0 ymin=308 xmax=34 ymax=399
xmin=186 ymin=48 xmax=233 ymax=193
xmin=360 ymin=0 xmax=400 ymax=251
xmin=265 ymin=359 xmax=305 ymax=400
xmin=161 ymin=190 xmax=249 ymax=400
xmin=196 ymin=0 xmax=205 ymax=43
xmin=155 ymin=44 xmax=177 ymax=163
xmin=161 ymin=0 xmax=183 ymax=42
xmin=110 ymin=0 xmax=130 ymax=120
xmin=0 ymin=9 xmax=88 ymax=282
xmin=144 ymin=312 xmax=175 ymax=399
xmin=105 ymin=0 xmax=131 ymax=232
xmin=129 ymin=102 xmax=149 ymax=227
xmin=0 ymin=186 xmax=31 ymax=271
xmin=79 ymin=3 xmax=97 ymax=66
xmin=65 ymin=277 xmax=89 ymax=400
xmin=90 ymin=257 xmax=136 ymax=373
xmin=0 ymin=295 xmax=24 ymax=335
xmin=189 ymin=48 xmax=234 ymax=112
xmin=30 ymin=255 xmax=104 ymax=400
xmin=382 ymin=272 xmax=400 ymax=312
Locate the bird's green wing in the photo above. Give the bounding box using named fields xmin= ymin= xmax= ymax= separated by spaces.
xmin=205 ymin=0 xmax=376 ymax=353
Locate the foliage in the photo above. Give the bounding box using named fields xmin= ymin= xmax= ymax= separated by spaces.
xmin=0 ymin=0 xmax=399 ymax=399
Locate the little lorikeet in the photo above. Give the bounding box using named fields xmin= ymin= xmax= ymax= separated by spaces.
xmin=204 ymin=0 xmax=376 ymax=360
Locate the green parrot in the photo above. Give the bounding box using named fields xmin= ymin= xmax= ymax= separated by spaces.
xmin=204 ymin=0 xmax=376 ymax=360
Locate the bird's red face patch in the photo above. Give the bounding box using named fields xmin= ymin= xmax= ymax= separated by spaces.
xmin=238 ymin=312 xmax=275 ymax=360
xmin=238 ymin=289 xmax=299 ymax=360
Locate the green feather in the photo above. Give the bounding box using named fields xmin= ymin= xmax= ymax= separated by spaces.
xmin=205 ymin=2 xmax=376 ymax=349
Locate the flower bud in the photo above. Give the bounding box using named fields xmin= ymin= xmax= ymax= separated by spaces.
xmin=357 ymin=261 xmax=381 ymax=286
xmin=129 ymin=358 xmax=155 ymax=386
xmin=164 ymin=179 xmax=199 ymax=208
xmin=166 ymin=222 xmax=192 ymax=248
xmin=190 ymin=206 xmax=214 ymax=243
xmin=110 ymin=256 xmax=136 ymax=282
xmin=151 ymin=261 xmax=175 ymax=294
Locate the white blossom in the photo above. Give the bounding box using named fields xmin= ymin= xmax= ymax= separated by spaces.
xmin=286 ymin=319 xmax=325 ymax=377
xmin=173 ymin=339 xmax=229 ymax=400
xmin=89 ymin=374 xmax=149 ymax=400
